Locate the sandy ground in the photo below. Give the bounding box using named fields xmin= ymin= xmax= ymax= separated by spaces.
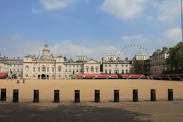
xmin=0 ymin=79 xmax=183 ymax=121
xmin=0 ymin=79 xmax=183 ymax=102
xmin=0 ymin=101 xmax=183 ymax=121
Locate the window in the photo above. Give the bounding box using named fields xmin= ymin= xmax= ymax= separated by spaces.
xmin=69 ymin=70 xmax=71 ymax=72
xmin=86 ymin=67 xmax=88 ymax=72
xmin=25 ymin=65 xmax=29 ymax=71
xmin=65 ymin=69 xmax=67 ymax=72
xmin=42 ymin=65 xmax=46 ymax=72
xmin=91 ymin=66 xmax=94 ymax=72
xmin=122 ymin=70 xmax=124 ymax=74
xmin=26 ymin=74 xmax=28 ymax=77
xmin=52 ymin=67 xmax=54 ymax=72
xmin=109 ymin=65 xmax=111 ymax=67
xmin=33 ymin=75 xmax=35 ymax=77
xmin=33 ymin=67 xmax=35 ymax=72
xmin=109 ymin=69 xmax=111 ymax=74
xmin=105 ymin=65 xmax=107 ymax=67
xmin=105 ymin=69 xmax=107 ymax=74
xmin=58 ymin=66 xmax=61 ymax=72
xmin=126 ymin=65 xmax=128 ymax=67
xmin=115 ymin=64 xmax=117 ymax=67
xmin=126 ymin=69 xmax=128 ymax=74
xmin=96 ymin=68 xmax=98 ymax=72
xmin=122 ymin=65 xmax=124 ymax=67
xmin=38 ymin=67 xmax=40 ymax=72
xmin=47 ymin=67 xmax=49 ymax=72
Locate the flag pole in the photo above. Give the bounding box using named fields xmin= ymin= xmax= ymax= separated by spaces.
xmin=181 ymin=0 xmax=183 ymax=42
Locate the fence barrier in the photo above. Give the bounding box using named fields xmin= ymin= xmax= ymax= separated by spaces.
xmin=54 ymin=90 xmax=60 ymax=103
xmin=95 ymin=90 xmax=100 ymax=103
xmin=151 ymin=89 xmax=156 ymax=101
xmin=33 ymin=90 xmax=39 ymax=103
xmin=133 ymin=89 xmax=138 ymax=102
xmin=1 ymin=88 xmax=6 ymax=101
xmin=13 ymin=89 xmax=19 ymax=103
xmin=114 ymin=90 xmax=119 ymax=102
xmin=75 ymin=90 xmax=80 ymax=103
xmin=168 ymin=89 xmax=173 ymax=101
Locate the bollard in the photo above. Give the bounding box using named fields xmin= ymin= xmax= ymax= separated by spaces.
xmin=33 ymin=90 xmax=39 ymax=103
xmin=133 ymin=89 xmax=138 ymax=102
xmin=13 ymin=89 xmax=19 ymax=103
xmin=151 ymin=89 xmax=156 ymax=101
xmin=95 ymin=90 xmax=100 ymax=103
xmin=1 ymin=88 xmax=6 ymax=101
xmin=168 ymin=89 xmax=173 ymax=101
xmin=75 ymin=90 xmax=80 ymax=103
xmin=54 ymin=90 xmax=60 ymax=103
xmin=114 ymin=90 xmax=119 ymax=102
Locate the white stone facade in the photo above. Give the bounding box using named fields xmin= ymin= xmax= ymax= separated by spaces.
xmin=150 ymin=47 xmax=169 ymax=75
xmin=0 ymin=44 xmax=133 ymax=79
xmin=102 ymin=55 xmax=131 ymax=74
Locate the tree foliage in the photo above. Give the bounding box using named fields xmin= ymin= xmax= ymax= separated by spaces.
xmin=166 ymin=42 xmax=183 ymax=73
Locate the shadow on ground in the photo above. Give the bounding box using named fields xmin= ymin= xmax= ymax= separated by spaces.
xmin=0 ymin=103 xmax=151 ymax=122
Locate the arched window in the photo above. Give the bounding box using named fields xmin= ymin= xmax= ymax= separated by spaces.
xmin=96 ymin=66 xmax=98 ymax=72
xmin=91 ymin=66 xmax=94 ymax=72
xmin=33 ymin=67 xmax=35 ymax=72
xmin=42 ymin=65 xmax=46 ymax=72
xmin=86 ymin=66 xmax=89 ymax=72
xmin=25 ymin=65 xmax=29 ymax=71
xmin=58 ymin=66 xmax=61 ymax=72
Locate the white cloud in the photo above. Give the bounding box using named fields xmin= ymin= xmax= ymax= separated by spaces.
xmin=100 ymin=0 xmax=147 ymax=20
xmin=164 ymin=27 xmax=182 ymax=46
xmin=40 ymin=0 xmax=77 ymax=11
xmin=153 ymin=0 xmax=181 ymax=21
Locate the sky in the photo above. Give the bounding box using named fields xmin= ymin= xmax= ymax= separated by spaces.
xmin=0 ymin=0 xmax=182 ymax=60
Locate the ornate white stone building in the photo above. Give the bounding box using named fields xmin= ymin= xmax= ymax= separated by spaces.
xmin=0 ymin=56 xmax=23 ymax=79
xmin=0 ymin=44 xmax=133 ymax=79
xmin=150 ymin=47 xmax=169 ymax=75
xmin=102 ymin=55 xmax=132 ymax=74
xmin=23 ymin=44 xmax=102 ymax=80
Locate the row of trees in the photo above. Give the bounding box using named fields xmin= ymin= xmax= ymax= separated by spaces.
xmin=165 ymin=42 xmax=183 ymax=73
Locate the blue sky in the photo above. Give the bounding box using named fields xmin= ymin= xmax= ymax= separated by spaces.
xmin=0 ymin=0 xmax=182 ymax=60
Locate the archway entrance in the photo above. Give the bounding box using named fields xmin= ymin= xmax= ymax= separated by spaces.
xmin=38 ymin=75 xmax=40 ymax=79
xmin=47 ymin=75 xmax=49 ymax=80
xmin=41 ymin=74 xmax=46 ymax=79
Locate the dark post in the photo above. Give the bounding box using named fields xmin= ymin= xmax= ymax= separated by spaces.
xmin=151 ymin=89 xmax=156 ymax=101
xmin=95 ymin=90 xmax=100 ymax=103
xmin=1 ymin=88 xmax=6 ymax=101
xmin=168 ymin=89 xmax=173 ymax=101
xmin=54 ymin=90 xmax=60 ymax=103
xmin=114 ymin=90 xmax=119 ymax=102
xmin=33 ymin=90 xmax=39 ymax=103
xmin=133 ymin=89 xmax=138 ymax=102
xmin=13 ymin=89 xmax=19 ymax=103
xmin=75 ymin=90 xmax=80 ymax=103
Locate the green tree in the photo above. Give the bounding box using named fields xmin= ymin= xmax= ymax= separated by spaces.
xmin=166 ymin=42 xmax=183 ymax=73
